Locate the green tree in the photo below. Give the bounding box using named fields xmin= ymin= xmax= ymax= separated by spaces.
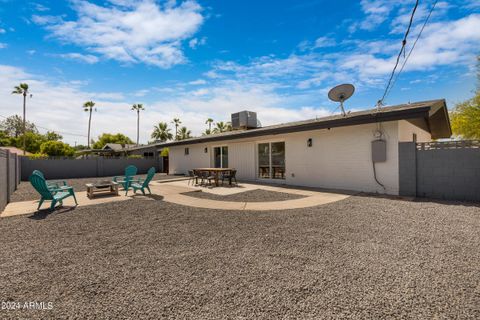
xmin=160 ymin=147 xmax=169 ymax=157
xmin=151 ymin=122 xmax=173 ymax=142
xmin=14 ymin=132 xmax=46 ymax=154
xmin=450 ymin=56 xmax=480 ymax=139
xmin=83 ymin=101 xmax=96 ymax=148
xmin=91 ymin=133 xmax=134 ymax=149
xmin=11 ymin=83 xmax=30 ymax=155
xmin=450 ymin=91 xmax=480 ymax=139
xmin=45 ymin=131 xmax=63 ymax=141
xmin=177 ymin=126 xmax=192 ymax=140
xmin=172 ymin=118 xmax=181 ymax=140
xmin=40 ymin=140 xmax=75 ymax=157
xmin=213 ymin=121 xmax=232 ymax=133
xmin=0 ymin=130 xmax=13 ymax=146
xmin=202 ymin=129 xmax=212 ymax=136
xmin=205 ymin=118 xmax=214 ymax=133
xmin=0 ymin=115 xmax=37 ymax=138
xmin=131 ymin=103 xmax=145 ymax=146
xmin=74 ymin=144 xmax=88 ymax=151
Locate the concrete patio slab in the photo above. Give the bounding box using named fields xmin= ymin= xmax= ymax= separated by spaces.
xmin=150 ymin=180 xmax=349 ymax=211
xmin=1 ymin=191 xmax=136 ymax=218
xmin=2 ymin=180 xmax=350 ymax=218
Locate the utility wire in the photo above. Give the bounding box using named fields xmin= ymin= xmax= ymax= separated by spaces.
xmin=0 ymin=113 xmax=88 ymax=138
xmin=377 ymin=0 xmax=419 ymax=106
xmin=384 ymin=0 xmax=438 ymax=102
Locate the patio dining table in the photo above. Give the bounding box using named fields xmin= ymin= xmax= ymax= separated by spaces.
xmin=193 ymin=168 xmax=235 ymax=187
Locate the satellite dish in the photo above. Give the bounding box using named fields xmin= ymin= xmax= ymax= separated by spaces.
xmin=328 ymin=84 xmax=355 ymax=116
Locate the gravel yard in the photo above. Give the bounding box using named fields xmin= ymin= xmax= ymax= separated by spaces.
xmin=0 ymin=193 xmax=479 ymax=319
xmin=10 ymin=174 xmax=181 ymax=202
xmin=182 ymin=189 xmax=306 ymax=202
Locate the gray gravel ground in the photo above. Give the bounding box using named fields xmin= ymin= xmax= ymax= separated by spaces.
xmin=182 ymin=189 xmax=306 ymax=202
xmin=0 ymin=195 xmax=479 ymax=319
xmin=10 ymin=174 xmax=182 ymax=202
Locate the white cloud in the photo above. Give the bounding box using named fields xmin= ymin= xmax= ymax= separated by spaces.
xmin=188 ymin=79 xmax=207 ymax=85
xmin=188 ymin=36 xmax=206 ymax=49
xmin=314 ymin=36 xmax=336 ymax=48
xmin=33 ymin=0 xmax=204 ymax=68
xmin=298 ymin=36 xmax=336 ymax=51
xmin=32 ymin=3 xmax=50 ymax=12
xmin=357 ymin=0 xmax=399 ymax=31
xmin=134 ymin=89 xmax=149 ymax=97
xmin=0 ymin=28 xmax=6 ymax=34
xmin=0 ymin=64 xmax=332 ymax=145
xmin=58 ymin=53 xmax=100 ymax=64
xmin=0 ymin=43 xmax=7 ymax=49
xmin=339 ymin=14 xmax=480 ymax=79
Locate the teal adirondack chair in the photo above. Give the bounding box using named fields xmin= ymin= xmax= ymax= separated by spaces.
xmin=32 ymin=170 xmax=68 ymax=191
xmin=29 ymin=173 xmax=78 ymax=211
xmin=131 ymin=167 xmax=155 ymax=195
xmin=113 ymin=165 xmax=139 ymax=193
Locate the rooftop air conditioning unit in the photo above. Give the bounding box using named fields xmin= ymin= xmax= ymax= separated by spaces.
xmin=231 ymin=111 xmax=258 ymax=130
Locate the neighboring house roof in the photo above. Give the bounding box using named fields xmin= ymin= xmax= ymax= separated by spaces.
xmin=128 ymin=99 xmax=451 ymax=151
xmin=0 ymin=146 xmax=32 ymax=155
xmin=103 ymin=143 xmax=124 ymax=151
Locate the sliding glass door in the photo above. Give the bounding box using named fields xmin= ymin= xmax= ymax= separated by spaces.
xmin=213 ymin=146 xmax=228 ymax=168
xmin=258 ymin=142 xmax=285 ymax=179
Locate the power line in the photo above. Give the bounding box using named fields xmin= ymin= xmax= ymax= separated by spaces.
xmin=0 ymin=113 xmax=88 ymax=138
xmin=377 ymin=0 xmax=419 ymax=107
xmin=384 ymin=0 xmax=438 ymax=102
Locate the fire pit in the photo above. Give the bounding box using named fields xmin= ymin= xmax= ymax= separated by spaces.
xmin=86 ymin=181 xmax=119 ymax=199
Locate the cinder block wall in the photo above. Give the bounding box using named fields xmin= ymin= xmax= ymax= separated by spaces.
xmin=399 ymin=142 xmax=480 ymax=202
xmin=21 ymin=157 xmax=159 ymax=181
xmin=0 ymin=150 xmax=21 ymax=212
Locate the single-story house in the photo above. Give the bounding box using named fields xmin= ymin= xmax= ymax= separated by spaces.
xmin=131 ymin=99 xmax=451 ymax=195
xmin=77 ymin=143 xmax=138 ymax=157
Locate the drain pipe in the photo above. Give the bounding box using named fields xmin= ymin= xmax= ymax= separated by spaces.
xmin=372 ymin=123 xmax=386 ymax=191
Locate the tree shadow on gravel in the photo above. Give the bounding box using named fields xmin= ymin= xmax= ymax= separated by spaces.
xmin=130 ymin=194 xmax=164 ymax=201
xmin=28 ymin=205 xmax=77 ymax=220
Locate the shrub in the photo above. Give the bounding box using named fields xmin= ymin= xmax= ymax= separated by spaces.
xmin=28 ymin=153 xmax=48 ymax=160
xmin=40 ymin=141 xmax=75 ymax=157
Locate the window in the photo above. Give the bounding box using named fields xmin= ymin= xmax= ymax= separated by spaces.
xmin=184 ymin=148 xmax=189 ymax=155
xmin=258 ymin=142 xmax=285 ymax=179
xmin=143 ymin=152 xmax=154 ymax=158
xmin=412 ymin=133 xmax=417 ymax=142
xmin=213 ymin=146 xmax=228 ymax=168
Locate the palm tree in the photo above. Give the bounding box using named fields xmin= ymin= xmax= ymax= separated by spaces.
xmin=213 ymin=121 xmax=232 ymax=133
xmin=205 ymin=118 xmax=214 ymax=133
xmin=202 ymin=129 xmax=212 ymax=136
xmin=177 ymin=126 xmax=192 ymax=140
xmin=172 ymin=118 xmax=181 ymax=140
xmin=11 ymin=83 xmax=30 ymax=155
xmin=131 ymin=103 xmax=145 ymax=146
xmin=83 ymin=101 xmax=96 ymax=148
xmin=151 ymin=122 xmax=173 ymax=142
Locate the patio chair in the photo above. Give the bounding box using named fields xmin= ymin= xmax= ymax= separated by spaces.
xmin=32 ymin=169 xmax=68 ymax=191
xmin=199 ymin=170 xmax=215 ymax=186
xmin=187 ymin=170 xmax=198 ymax=185
xmin=221 ymin=169 xmax=238 ymax=186
xmin=29 ymin=173 xmax=78 ymax=211
xmin=113 ymin=165 xmax=139 ymax=192
xmin=131 ymin=167 xmax=156 ymax=195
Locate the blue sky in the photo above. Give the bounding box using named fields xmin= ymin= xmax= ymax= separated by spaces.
xmin=0 ymin=0 xmax=479 ymax=144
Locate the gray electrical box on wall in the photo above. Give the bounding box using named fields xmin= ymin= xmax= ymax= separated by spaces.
xmin=372 ymin=140 xmax=387 ymax=162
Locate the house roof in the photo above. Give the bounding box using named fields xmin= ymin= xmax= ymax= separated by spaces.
xmin=0 ymin=146 xmax=32 ymax=155
xmin=102 ymin=143 xmax=136 ymax=151
xmin=130 ymin=99 xmax=451 ymax=150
